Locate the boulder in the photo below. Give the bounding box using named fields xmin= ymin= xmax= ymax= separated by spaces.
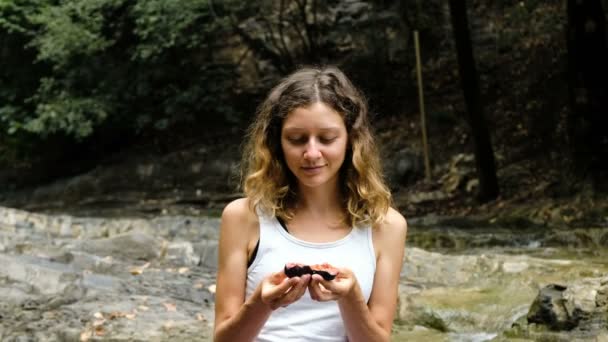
xmin=506 ymin=277 xmax=608 ymax=340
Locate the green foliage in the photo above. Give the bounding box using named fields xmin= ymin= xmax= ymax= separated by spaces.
xmin=0 ymin=0 xmax=238 ymax=153
xmin=132 ymin=0 xmax=226 ymax=59
xmin=0 ymin=0 xmax=447 ymax=154
xmin=0 ymin=0 xmax=49 ymax=152
xmin=29 ymin=1 xmax=116 ymax=68
xmin=0 ymin=0 xmax=33 ymax=34
xmin=26 ymin=78 xmax=109 ymax=138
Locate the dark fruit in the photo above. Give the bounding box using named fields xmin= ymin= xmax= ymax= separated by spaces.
xmin=284 ymin=262 xmax=338 ymax=280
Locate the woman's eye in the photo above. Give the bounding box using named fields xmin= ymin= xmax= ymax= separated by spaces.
xmin=320 ymin=137 xmax=337 ymax=144
xmin=287 ymin=137 xmax=306 ymax=144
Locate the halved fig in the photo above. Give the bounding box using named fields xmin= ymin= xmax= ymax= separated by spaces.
xmin=283 ymin=262 xmax=338 ymax=280
xmin=310 ymin=263 xmax=338 ymax=281
xmin=283 ymin=263 xmax=311 ymax=278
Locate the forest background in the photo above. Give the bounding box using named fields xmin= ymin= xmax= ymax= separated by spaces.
xmin=1 ymin=0 xmax=607 ymax=225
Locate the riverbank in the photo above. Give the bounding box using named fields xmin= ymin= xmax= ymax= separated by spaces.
xmin=1 ymin=205 xmax=607 ymax=341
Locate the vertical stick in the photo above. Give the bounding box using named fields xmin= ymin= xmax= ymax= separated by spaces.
xmin=414 ymin=30 xmax=432 ymax=180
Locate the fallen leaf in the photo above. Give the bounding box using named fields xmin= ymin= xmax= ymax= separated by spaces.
xmin=196 ymin=313 xmax=206 ymax=322
xmin=94 ymin=325 xmax=105 ymax=336
xmin=125 ymin=313 xmax=136 ymax=320
xmin=130 ymin=262 xmax=151 ymax=275
xmin=163 ymin=302 xmax=177 ymax=312
xmin=207 ymin=284 xmax=216 ymax=294
xmin=80 ymin=330 xmax=92 ymax=342
xmin=159 ymin=240 xmax=169 ymax=260
xmin=193 ymin=282 xmax=204 ymax=289
xmin=178 ymin=267 xmax=189 ymax=274
xmin=93 ymin=312 xmax=103 ymax=319
xmin=101 ymin=256 xmax=113 ymax=263
xmin=108 ymin=311 xmax=128 ymax=320
xmin=162 ymin=320 xmax=175 ymax=330
xmin=138 ymin=305 xmax=149 ymax=311
xmin=129 ymin=267 xmax=144 ymax=276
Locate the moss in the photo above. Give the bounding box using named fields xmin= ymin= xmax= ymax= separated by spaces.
xmin=415 ymin=310 xmax=450 ymax=332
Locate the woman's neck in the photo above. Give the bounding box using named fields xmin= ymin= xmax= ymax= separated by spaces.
xmin=295 ymin=183 xmax=344 ymax=220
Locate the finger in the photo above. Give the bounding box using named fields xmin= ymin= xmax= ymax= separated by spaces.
xmin=317 ymin=268 xmax=350 ymax=292
xmin=281 ymin=274 xmax=310 ymax=304
xmin=294 ymin=274 xmax=311 ymax=297
xmin=311 ymin=273 xmax=331 ymax=291
xmin=269 ymin=275 xmax=298 ymax=298
xmin=308 ymin=279 xmax=322 ymax=301
xmin=309 ymin=275 xmax=334 ymax=301
xmin=270 ymin=271 xmax=288 ymax=285
xmin=266 ymin=277 xmax=299 ymax=309
xmin=317 ymin=278 xmax=337 ymax=292
xmin=308 ymin=276 xmax=319 ymax=301
xmin=279 ymin=276 xmax=300 ymax=292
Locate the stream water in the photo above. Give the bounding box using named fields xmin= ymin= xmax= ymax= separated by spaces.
xmin=392 ymin=245 xmax=608 ymax=341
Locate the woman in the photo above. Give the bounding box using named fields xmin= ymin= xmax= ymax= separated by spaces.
xmin=214 ymin=66 xmax=407 ymax=341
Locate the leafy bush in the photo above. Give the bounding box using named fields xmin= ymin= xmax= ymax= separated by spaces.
xmin=0 ymin=0 xmax=239 ymax=154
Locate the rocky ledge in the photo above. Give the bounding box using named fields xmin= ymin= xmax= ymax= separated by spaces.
xmin=0 ymin=206 xmax=219 ymax=341
xmin=1 ymin=205 xmax=608 ymax=341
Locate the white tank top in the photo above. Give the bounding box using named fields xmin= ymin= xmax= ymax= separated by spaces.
xmin=246 ymin=212 xmax=376 ymax=342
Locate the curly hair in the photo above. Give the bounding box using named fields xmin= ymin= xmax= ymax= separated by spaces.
xmin=241 ymin=66 xmax=391 ymax=227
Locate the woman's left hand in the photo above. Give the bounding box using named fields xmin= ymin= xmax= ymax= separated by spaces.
xmin=308 ymin=267 xmax=357 ymax=302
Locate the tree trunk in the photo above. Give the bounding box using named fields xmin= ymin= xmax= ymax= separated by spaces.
xmin=448 ymin=0 xmax=499 ymax=202
xmin=566 ymin=0 xmax=608 ymax=188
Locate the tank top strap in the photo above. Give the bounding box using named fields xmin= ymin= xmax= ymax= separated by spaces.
xmin=350 ymin=224 xmax=376 ymax=269
xmin=255 ymin=207 xmax=283 ymax=237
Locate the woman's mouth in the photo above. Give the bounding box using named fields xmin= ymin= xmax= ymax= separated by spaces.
xmin=301 ymin=165 xmax=325 ymax=174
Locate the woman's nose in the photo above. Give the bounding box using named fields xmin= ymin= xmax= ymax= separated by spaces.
xmin=303 ymin=140 xmax=322 ymax=159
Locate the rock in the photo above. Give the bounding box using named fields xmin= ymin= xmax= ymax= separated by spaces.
xmin=194 ymin=240 xmax=219 ymax=269
xmin=69 ymin=251 xmax=115 ymax=273
xmin=397 ymin=248 xmax=608 ymax=338
xmin=597 ymin=277 xmax=608 ymax=307
xmin=384 ymin=148 xmax=423 ymax=188
xmin=0 ymin=206 xmax=220 ymax=341
xmin=77 ymin=232 xmax=162 ymax=261
xmin=0 ymin=254 xmax=80 ymax=295
xmin=402 ymin=247 xmax=483 ymax=286
xmin=407 ymin=190 xmax=450 ymax=204
xmin=0 ymin=140 xmax=241 ymax=213
xmin=502 ymin=261 xmax=529 ymax=273
xmin=512 ymin=278 xmax=608 ymax=340
xmin=527 ymin=284 xmax=577 ymax=330
xmin=166 ymin=241 xmax=200 ymax=266
xmin=439 ymin=153 xmax=476 ymax=194
xmin=3 ymin=205 xmax=608 ymax=341
xmin=563 ymin=279 xmax=600 ymax=317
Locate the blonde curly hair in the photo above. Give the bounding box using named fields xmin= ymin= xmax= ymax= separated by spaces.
xmin=241 ymin=66 xmax=391 ymax=227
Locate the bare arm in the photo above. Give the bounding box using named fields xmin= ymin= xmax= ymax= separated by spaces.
xmin=342 ymin=208 xmax=407 ymax=341
xmin=338 ymin=208 xmax=407 ymax=341
xmin=213 ymin=198 xmax=271 ymax=341
xmin=309 ymin=207 xmax=407 ymax=342
xmin=213 ymin=199 xmax=312 ymax=341
xmin=341 ymin=208 xmax=407 ymax=341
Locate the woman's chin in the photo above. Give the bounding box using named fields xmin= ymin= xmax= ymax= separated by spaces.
xmin=298 ymin=180 xmax=325 ymax=189
xmin=296 ymin=175 xmax=341 ymax=190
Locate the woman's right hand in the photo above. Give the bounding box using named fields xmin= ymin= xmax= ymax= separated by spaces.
xmin=260 ymin=271 xmax=311 ymax=310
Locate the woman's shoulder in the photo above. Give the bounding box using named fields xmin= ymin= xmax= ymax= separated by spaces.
xmin=221 ymin=197 xmax=259 ymax=226
xmin=371 ymin=207 xmax=407 ymax=259
xmin=373 ymin=207 xmax=407 ymax=237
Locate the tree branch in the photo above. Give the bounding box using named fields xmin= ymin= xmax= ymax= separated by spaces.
xmin=229 ymin=15 xmax=286 ymax=73
xmin=294 ymin=0 xmax=314 ymax=55
xmin=278 ymin=0 xmax=294 ymax=69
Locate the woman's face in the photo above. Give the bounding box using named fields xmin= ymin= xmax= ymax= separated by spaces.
xmin=281 ymin=102 xmax=348 ymax=190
